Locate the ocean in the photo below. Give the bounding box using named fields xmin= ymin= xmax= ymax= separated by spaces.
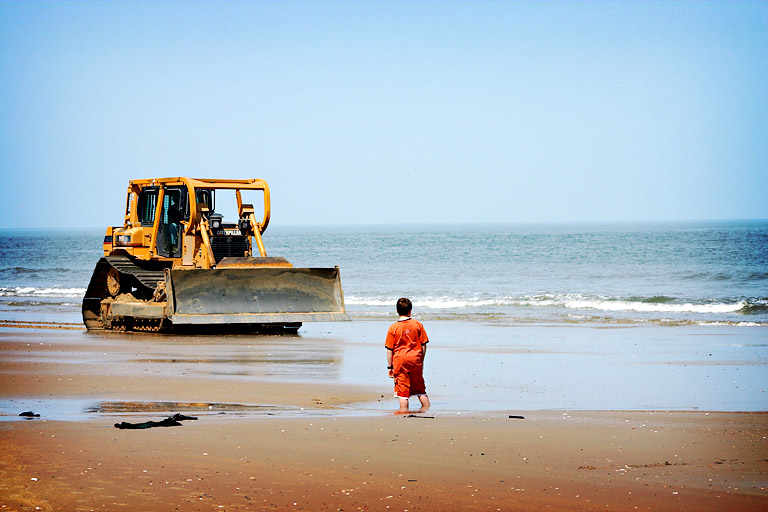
xmin=0 ymin=220 xmax=766 ymax=327
xmin=1 ymin=220 xmax=767 ymax=414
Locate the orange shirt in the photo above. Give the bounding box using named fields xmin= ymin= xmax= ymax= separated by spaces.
xmin=385 ymin=318 xmax=429 ymax=367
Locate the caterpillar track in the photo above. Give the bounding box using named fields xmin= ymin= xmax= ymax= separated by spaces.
xmin=82 ymin=255 xmax=170 ymax=332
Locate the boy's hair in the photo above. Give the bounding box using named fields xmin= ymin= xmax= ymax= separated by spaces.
xmin=396 ymin=297 xmax=412 ymax=316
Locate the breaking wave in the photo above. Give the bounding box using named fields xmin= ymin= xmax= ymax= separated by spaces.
xmin=559 ymin=297 xmax=746 ymax=314
xmin=0 ymin=287 xmax=86 ymax=298
xmin=344 ymin=293 xmax=757 ymax=315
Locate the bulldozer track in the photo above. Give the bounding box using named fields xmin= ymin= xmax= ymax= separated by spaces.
xmin=108 ymin=316 xmax=164 ymax=333
xmin=105 ymin=255 xmax=167 ymax=293
xmin=83 ymin=256 xmax=171 ymax=332
xmin=128 ymin=317 xmax=164 ymax=332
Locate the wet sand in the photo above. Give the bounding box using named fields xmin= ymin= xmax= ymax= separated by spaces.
xmin=2 ymin=319 xmax=765 ymax=413
xmin=1 ymin=323 xmax=767 ymax=510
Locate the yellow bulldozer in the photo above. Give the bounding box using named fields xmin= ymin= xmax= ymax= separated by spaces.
xmin=82 ymin=178 xmax=346 ymax=333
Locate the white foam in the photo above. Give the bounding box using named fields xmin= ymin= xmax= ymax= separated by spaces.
xmin=346 ymin=295 xmax=529 ymax=309
xmin=345 ymin=295 xmax=480 ymax=309
xmin=696 ymin=321 xmax=762 ymax=327
xmin=344 ymin=297 xmax=397 ymax=307
xmin=0 ymin=287 xmax=86 ymax=298
xmin=344 ymin=293 xmax=748 ymax=316
xmin=563 ymin=299 xmax=745 ymax=314
xmin=418 ymin=298 xmax=477 ymax=309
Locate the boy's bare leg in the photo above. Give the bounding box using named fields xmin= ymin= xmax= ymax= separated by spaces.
xmin=418 ymin=394 xmax=430 ymax=411
xmin=398 ymin=397 xmax=409 ymax=411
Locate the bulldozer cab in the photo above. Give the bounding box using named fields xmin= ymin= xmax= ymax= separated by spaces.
xmin=156 ymin=187 xmax=185 ymax=258
xmin=114 ymin=178 xmax=272 ymax=266
xmin=136 ymin=185 xmax=217 ymax=259
xmin=135 ymin=185 xmax=186 ymax=258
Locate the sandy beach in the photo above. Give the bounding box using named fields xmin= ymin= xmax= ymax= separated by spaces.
xmin=2 ymin=0 xmax=767 ymax=507
xmin=1 ymin=322 xmax=766 ymax=511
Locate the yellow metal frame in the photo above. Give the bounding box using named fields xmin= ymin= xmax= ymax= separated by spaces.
xmin=110 ymin=177 xmax=272 ymax=263
xmin=126 ymin=177 xmax=270 ymax=233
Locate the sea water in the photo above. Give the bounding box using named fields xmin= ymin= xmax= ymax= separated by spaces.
xmin=0 ymin=221 xmax=766 ymax=327
xmin=1 ymin=221 xmax=766 ymax=414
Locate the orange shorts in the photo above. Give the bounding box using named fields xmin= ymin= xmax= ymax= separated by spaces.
xmin=394 ymin=366 xmax=426 ymax=398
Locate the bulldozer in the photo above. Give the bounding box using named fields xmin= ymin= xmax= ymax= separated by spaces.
xmin=82 ymin=178 xmax=347 ymax=333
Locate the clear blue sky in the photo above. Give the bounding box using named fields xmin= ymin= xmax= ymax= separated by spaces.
xmin=1 ymin=0 xmax=766 ymax=228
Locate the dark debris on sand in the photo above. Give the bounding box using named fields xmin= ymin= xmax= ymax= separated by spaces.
xmin=114 ymin=413 xmax=198 ymax=430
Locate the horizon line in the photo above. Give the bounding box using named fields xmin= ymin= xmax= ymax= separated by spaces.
xmin=1 ymin=218 xmax=766 ymax=231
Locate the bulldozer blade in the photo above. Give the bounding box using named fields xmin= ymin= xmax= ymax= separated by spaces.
xmin=168 ymin=266 xmax=347 ymax=325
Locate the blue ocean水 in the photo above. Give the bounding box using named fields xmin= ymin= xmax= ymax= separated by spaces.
xmin=0 ymin=221 xmax=766 ymax=327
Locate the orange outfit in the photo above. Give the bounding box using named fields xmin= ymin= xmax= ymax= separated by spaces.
xmin=385 ymin=318 xmax=429 ymax=398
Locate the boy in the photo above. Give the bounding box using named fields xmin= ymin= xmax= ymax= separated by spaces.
xmin=385 ymin=297 xmax=431 ymax=412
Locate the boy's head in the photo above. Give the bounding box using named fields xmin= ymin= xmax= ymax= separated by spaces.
xmin=396 ymin=297 xmax=412 ymax=316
